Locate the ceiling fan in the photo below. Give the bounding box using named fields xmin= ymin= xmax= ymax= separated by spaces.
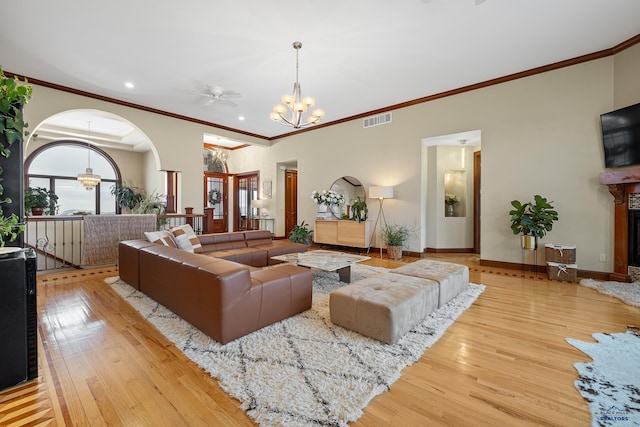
xmin=190 ymin=85 xmax=241 ymax=107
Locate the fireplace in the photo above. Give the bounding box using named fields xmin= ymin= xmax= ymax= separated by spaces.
xmin=630 ymin=210 xmax=640 ymax=268
xmin=600 ymin=168 xmax=640 ymax=282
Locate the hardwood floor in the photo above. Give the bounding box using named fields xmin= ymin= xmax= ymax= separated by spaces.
xmin=1 ymin=253 xmax=638 ymax=426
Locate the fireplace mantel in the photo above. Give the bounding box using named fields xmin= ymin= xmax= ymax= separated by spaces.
xmin=600 ymin=168 xmax=640 ymax=185
xmin=600 ymin=169 xmax=640 ymax=282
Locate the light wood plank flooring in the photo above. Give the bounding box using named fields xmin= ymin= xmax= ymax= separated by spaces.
xmin=1 ymin=253 xmax=638 ymax=426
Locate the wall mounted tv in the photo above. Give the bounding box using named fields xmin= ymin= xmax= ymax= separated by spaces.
xmin=600 ymin=102 xmax=640 ymax=168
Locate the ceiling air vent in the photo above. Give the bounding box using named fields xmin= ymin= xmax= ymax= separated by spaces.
xmin=363 ymin=112 xmax=392 ymax=128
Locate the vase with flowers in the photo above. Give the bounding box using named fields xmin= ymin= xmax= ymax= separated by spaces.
xmin=445 ymin=193 xmax=459 ymax=217
xmin=312 ymin=190 xmax=345 ymax=220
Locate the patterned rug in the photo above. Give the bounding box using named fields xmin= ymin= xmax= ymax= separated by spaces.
xmin=566 ymin=327 xmax=640 ymax=426
xmin=107 ymin=264 xmax=484 ymax=426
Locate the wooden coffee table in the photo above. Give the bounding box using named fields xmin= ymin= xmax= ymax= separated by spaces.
xmin=271 ymin=250 xmax=370 ymax=283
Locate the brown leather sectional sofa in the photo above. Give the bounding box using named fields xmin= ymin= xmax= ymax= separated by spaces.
xmin=118 ymin=230 xmax=312 ymax=344
xmin=198 ymin=230 xmax=308 ymax=266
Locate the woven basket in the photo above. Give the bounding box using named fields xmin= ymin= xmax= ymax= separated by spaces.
xmin=545 ymin=244 xmax=576 ymax=264
xmin=547 ymin=262 xmax=578 ymax=283
xmin=387 ymin=246 xmax=403 ymax=260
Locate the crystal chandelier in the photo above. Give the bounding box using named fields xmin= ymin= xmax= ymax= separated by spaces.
xmin=204 ymin=146 xmax=230 ymax=172
xmin=270 ymin=41 xmax=325 ymax=129
xmin=212 ymin=146 xmax=229 ymax=163
xmin=77 ymin=121 xmax=101 ymax=190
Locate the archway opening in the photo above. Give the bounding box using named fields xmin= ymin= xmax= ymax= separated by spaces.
xmin=25 ymin=141 xmax=121 ymax=215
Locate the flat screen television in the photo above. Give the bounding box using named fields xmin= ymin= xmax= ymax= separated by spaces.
xmin=600 ymin=102 xmax=640 ymax=168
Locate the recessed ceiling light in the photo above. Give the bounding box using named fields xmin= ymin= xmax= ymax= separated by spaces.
xmin=124 ymin=82 xmax=135 ymax=89
xmin=238 ymin=116 xmax=245 ymax=121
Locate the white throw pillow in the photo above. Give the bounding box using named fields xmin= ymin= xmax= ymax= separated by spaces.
xmin=144 ymin=230 xmax=177 ymax=248
xmin=169 ymin=224 xmax=202 ymax=253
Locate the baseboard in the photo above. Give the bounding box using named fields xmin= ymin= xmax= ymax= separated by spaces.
xmin=314 ymin=243 xmax=372 ymax=254
xmin=363 ymin=247 xmax=424 ymax=258
xmin=580 ymin=269 xmax=612 ymax=281
xmin=424 ymin=247 xmax=475 ymax=254
xmin=479 ymin=259 xmax=612 ymax=280
xmin=403 ymin=250 xmax=424 ymax=258
xmin=480 ymin=259 xmax=539 ymax=271
xmin=608 ymin=272 xmax=631 ymax=282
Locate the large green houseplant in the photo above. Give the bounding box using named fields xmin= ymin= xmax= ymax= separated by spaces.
xmin=111 ymin=182 xmax=145 ymax=212
xmin=509 ymin=194 xmax=559 ymax=249
xmin=0 ymin=67 xmax=33 ymax=246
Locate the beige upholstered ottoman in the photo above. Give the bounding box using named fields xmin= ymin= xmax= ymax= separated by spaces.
xmin=392 ymin=259 xmax=469 ymax=308
xmin=329 ymin=272 xmax=439 ymax=344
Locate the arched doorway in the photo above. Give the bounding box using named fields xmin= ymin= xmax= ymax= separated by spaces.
xmin=24 ymin=109 xmax=166 ymax=214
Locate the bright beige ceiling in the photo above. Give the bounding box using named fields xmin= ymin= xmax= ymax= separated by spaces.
xmin=2 ymin=0 xmax=640 ymax=142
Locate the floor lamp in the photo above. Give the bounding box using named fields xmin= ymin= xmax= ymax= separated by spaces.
xmin=367 ymin=186 xmax=394 ymax=258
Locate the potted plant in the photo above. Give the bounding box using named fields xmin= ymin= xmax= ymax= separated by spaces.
xmin=289 ymin=220 xmax=313 ymax=245
xmin=350 ymin=196 xmax=368 ymax=222
xmin=0 ymin=212 xmax=22 ymax=245
xmin=137 ymin=190 xmax=168 ymax=229
xmin=25 ymin=187 xmax=58 ymax=216
xmin=381 ymin=223 xmax=412 ymax=260
xmin=0 ymin=67 xmax=33 ymax=246
xmin=509 ymin=194 xmax=559 ymax=249
xmin=111 ymin=182 xmax=145 ymax=212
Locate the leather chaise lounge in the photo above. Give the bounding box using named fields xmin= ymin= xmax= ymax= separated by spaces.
xmin=118 ymin=230 xmax=312 ymax=344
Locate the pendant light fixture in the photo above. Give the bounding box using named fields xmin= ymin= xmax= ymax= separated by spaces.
xmin=77 ymin=121 xmax=101 ymax=190
xmin=270 ymin=41 xmax=325 ymax=129
xmin=212 ymin=146 xmax=229 ymax=163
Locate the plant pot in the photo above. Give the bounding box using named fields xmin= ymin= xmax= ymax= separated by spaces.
xmin=387 ymin=246 xmax=403 ymax=260
xmin=30 ymin=207 xmax=45 ymax=216
xmin=446 ymin=203 xmax=456 ymax=217
xmin=521 ymin=235 xmax=537 ymax=250
xmin=317 ymin=203 xmax=335 ymax=220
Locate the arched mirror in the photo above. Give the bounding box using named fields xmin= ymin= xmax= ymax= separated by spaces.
xmin=330 ymin=176 xmax=366 ymax=220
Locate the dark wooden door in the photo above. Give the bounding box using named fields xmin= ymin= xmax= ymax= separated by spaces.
xmin=285 ymin=170 xmax=298 ymax=237
xmin=234 ymin=172 xmax=259 ymax=231
xmin=473 ymin=151 xmax=481 ymax=254
xmin=204 ymin=172 xmax=228 ymax=233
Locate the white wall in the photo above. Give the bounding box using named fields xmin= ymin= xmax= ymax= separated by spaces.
xmin=20 ymin=45 xmax=640 ymax=273
xmin=614 ymin=42 xmax=640 ymax=108
xmin=143 ymin=150 xmax=165 ymax=201
xmin=22 ymin=86 xmax=267 ymax=214
xmin=427 ymin=145 xmax=474 ymax=250
xmin=261 ymin=57 xmax=621 ymax=272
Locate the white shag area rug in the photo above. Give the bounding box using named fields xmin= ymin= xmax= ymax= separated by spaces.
xmin=579 ymin=278 xmax=640 ymax=307
xmin=566 ymin=327 xmax=640 ymax=427
xmin=107 ymin=264 xmax=485 ymax=427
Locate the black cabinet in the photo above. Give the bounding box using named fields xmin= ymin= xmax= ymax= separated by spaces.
xmin=0 ymin=248 xmax=37 ymax=390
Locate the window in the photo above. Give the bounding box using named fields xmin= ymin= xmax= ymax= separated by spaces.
xmin=234 ymin=173 xmax=259 ymax=231
xmin=25 ymin=142 xmax=120 ymax=215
